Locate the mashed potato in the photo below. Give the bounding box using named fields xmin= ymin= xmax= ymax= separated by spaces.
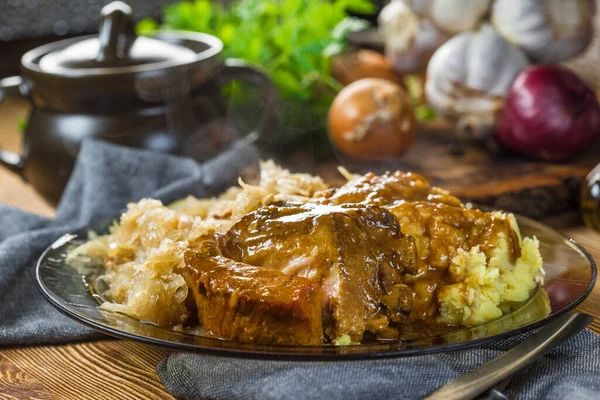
xmin=438 ymin=217 xmax=543 ymax=325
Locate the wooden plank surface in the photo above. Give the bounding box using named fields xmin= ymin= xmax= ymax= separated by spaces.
xmin=0 ymin=98 xmax=54 ymax=218
xmin=1 ymin=102 xmax=599 ymax=399
xmin=0 ymin=341 xmax=173 ymax=400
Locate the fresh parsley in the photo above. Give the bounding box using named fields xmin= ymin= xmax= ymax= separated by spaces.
xmin=138 ymin=0 xmax=375 ymax=141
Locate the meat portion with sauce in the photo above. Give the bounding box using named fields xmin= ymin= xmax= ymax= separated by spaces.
xmin=183 ymin=170 xmax=536 ymax=345
xmin=185 ymin=236 xmax=323 ymax=345
xmin=186 ymin=202 xmax=417 ymax=344
xmin=317 ymin=170 xmax=463 ymax=207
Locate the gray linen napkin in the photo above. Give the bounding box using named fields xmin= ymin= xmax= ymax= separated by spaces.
xmin=1 ymin=139 xmax=599 ymax=399
xmin=157 ymin=329 xmax=600 ymax=400
xmin=0 ymin=138 xmax=259 ymax=346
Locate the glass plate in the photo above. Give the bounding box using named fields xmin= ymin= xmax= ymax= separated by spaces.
xmin=36 ymin=215 xmax=596 ymax=360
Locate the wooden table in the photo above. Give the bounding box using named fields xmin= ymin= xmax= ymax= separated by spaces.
xmin=0 ymin=100 xmax=599 ymax=399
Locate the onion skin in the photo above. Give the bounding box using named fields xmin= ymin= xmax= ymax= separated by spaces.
xmin=328 ymin=78 xmax=417 ymax=160
xmin=331 ymin=50 xmax=404 ymax=87
xmin=495 ymin=65 xmax=600 ymax=162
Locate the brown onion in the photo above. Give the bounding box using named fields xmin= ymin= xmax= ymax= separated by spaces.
xmin=328 ymin=78 xmax=416 ymax=160
xmin=495 ymin=65 xmax=600 ymax=161
xmin=331 ymin=50 xmax=404 ymax=87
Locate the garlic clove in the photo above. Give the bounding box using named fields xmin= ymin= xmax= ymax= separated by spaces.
xmin=492 ymin=0 xmax=595 ymax=63
xmin=401 ymin=0 xmax=492 ymax=34
xmin=379 ymin=1 xmax=450 ymax=74
xmin=426 ymin=34 xmax=470 ymax=117
xmin=379 ymin=1 xmax=421 ymax=50
xmin=425 ymin=24 xmax=530 ymax=140
xmin=401 ymin=0 xmax=433 ymax=18
xmin=429 ymin=0 xmax=492 ymax=34
xmin=465 ymin=26 xmax=530 ymax=97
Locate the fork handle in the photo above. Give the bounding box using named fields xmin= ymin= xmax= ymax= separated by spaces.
xmin=424 ymin=313 xmax=594 ymax=400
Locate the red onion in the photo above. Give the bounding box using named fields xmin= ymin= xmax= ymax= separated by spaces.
xmin=495 ymin=65 xmax=600 ymax=161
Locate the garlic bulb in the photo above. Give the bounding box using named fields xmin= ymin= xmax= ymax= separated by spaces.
xmin=426 ymin=24 xmax=530 ymax=140
xmin=379 ymin=1 xmax=449 ymax=73
xmin=401 ymin=0 xmax=492 ymax=34
xmin=492 ymin=0 xmax=595 ymax=63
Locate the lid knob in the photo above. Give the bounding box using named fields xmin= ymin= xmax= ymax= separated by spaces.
xmin=96 ymin=1 xmax=136 ymax=63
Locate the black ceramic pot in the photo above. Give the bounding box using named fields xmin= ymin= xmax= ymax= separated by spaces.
xmin=0 ymin=2 xmax=277 ymax=205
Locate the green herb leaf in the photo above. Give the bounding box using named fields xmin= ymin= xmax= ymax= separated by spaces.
xmin=17 ymin=119 xmax=27 ymax=134
xmin=136 ymin=18 xmax=159 ymax=35
xmin=338 ymin=0 xmax=377 ymax=14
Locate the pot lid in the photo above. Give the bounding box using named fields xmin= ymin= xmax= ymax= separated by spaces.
xmin=38 ymin=1 xmax=197 ymax=74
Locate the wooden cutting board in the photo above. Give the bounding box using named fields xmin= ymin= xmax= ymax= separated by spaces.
xmin=302 ymin=121 xmax=600 ymax=219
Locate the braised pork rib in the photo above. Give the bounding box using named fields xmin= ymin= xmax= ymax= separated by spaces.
xmin=186 ymin=202 xmax=417 ymax=344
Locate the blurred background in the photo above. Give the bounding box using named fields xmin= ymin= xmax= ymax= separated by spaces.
xmin=0 ymin=1 xmax=181 ymax=78
xmin=0 ymin=0 xmax=599 ymax=229
xmin=1 ymin=0 xmax=598 ymax=82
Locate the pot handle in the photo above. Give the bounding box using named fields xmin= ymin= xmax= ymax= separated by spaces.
xmin=96 ymin=1 xmax=136 ymax=63
xmin=216 ymin=59 xmax=278 ymax=144
xmin=0 ymin=76 xmax=28 ymax=176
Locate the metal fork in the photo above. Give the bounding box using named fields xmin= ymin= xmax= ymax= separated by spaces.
xmin=424 ymin=313 xmax=594 ymax=400
xmin=476 ymin=363 xmax=538 ymax=400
